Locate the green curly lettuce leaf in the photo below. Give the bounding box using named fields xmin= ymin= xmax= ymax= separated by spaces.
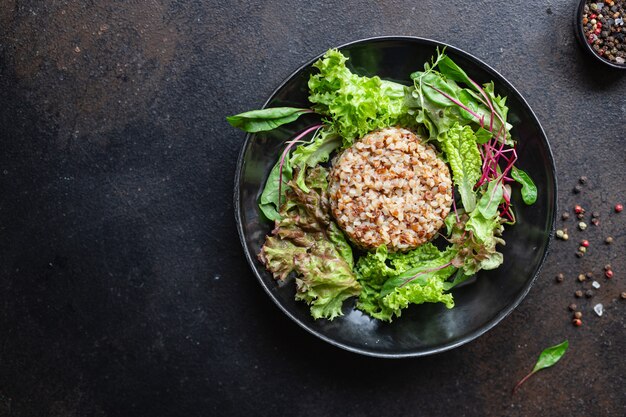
xmin=354 ymin=244 xmax=457 ymax=321
xmin=308 ymin=49 xmax=410 ymax=145
xmin=258 ymin=166 xmax=360 ymax=320
xmin=439 ymin=123 xmax=482 ymax=212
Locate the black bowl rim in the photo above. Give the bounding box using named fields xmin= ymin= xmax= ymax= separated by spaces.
xmin=233 ymin=35 xmax=558 ymax=358
xmin=574 ymin=0 xmax=626 ymax=70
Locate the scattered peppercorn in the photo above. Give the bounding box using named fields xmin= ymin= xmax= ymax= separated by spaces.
xmin=604 ymin=264 xmax=612 ymax=271
xmin=591 ymin=218 xmax=600 ymax=226
xmin=573 ymin=185 xmax=582 ymax=194
xmin=562 ymin=212 xmax=570 ymax=220
xmin=621 ymin=292 xmax=626 ymax=300
xmin=577 ymin=213 xmax=585 ymax=220
xmin=578 ymin=273 xmax=587 ymax=282
xmin=591 ymin=211 xmax=600 ymax=218
xmin=579 ymin=222 xmax=588 ymax=231
xmin=574 ymin=205 xmax=584 ymax=214
xmin=568 ymin=303 xmax=577 ymax=311
xmin=563 ymin=233 xmax=569 ymax=240
xmin=575 ymin=290 xmax=584 ymax=298
xmin=574 ymin=311 xmax=583 ymax=319
xmin=578 ymin=246 xmax=587 ymax=253
xmin=556 ymin=273 xmax=565 ymax=283
xmin=579 ymin=176 xmax=588 ymax=184
xmin=581 ymin=240 xmax=589 ymax=247
xmin=605 ymin=269 xmax=614 ymax=279
xmin=586 ymin=271 xmax=594 ymax=278
xmin=572 ymin=318 xmax=582 ymax=327
xmin=605 ymin=236 xmax=614 ymax=244
xmin=576 ymin=251 xmax=584 ymax=258
xmin=615 ymin=203 xmax=623 ymax=213
xmin=585 ymin=289 xmax=594 ymax=298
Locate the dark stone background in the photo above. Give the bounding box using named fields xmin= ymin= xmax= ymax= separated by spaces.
xmin=0 ymin=1 xmax=624 ymax=416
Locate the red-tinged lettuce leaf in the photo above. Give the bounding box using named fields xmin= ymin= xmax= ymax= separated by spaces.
xmin=258 ymin=237 xmax=307 ymax=281
xmin=257 ymin=166 xmax=360 ymax=320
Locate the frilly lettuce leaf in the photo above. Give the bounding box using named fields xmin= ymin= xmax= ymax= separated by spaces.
xmin=439 ymin=123 xmax=482 ymax=212
xmin=258 ymin=166 xmax=360 ymax=320
xmin=354 ymin=244 xmax=457 ymax=321
xmin=381 ymin=276 xmax=454 ymax=317
xmin=308 ymin=49 xmax=409 ymax=145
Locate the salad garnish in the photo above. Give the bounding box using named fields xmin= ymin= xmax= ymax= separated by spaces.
xmin=229 ymin=48 xmax=537 ymax=321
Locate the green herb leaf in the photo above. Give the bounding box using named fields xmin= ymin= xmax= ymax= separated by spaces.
xmin=477 ymin=179 xmax=504 ymax=219
xmin=513 ymin=340 xmax=569 ymax=393
xmin=511 ymin=166 xmax=537 ymax=205
xmin=532 ymin=340 xmax=569 ymax=373
xmin=226 ymin=107 xmax=310 ymax=133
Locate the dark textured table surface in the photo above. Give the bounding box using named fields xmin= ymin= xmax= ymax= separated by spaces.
xmin=1 ymin=1 xmax=625 ymax=416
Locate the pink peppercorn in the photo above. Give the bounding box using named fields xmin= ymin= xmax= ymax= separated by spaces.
xmin=615 ymin=204 xmax=623 ymax=213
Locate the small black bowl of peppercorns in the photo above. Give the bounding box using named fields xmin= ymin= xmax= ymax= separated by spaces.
xmin=575 ymin=0 xmax=626 ymax=69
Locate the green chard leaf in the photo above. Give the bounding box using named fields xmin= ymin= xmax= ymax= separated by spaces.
xmin=513 ymin=340 xmax=569 ymax=393
xmin=438 ymin=55 xmax=474 ymax=86
xmin=511 ymin=166 xmax=537 ymax=205
xmin=308 ymin=49 xmax=409 ymax=145
xmin=439 ymin=124 xmax=482 ymax=212
xmin=257 ymin=166 xmax=361 ymax=320
xmin=226 ymin=107 xmax=310 ymax=132
xmin=474 ymin=127 xmax=493 ymax=144
xmin=532 ymin=340 xmax=569 ymax=372
xmin=259 ymin=158 xmax=292 ymax=221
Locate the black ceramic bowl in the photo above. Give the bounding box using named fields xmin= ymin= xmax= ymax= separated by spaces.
xmin=234 ymin=36 xmax=557 ymax=358
xmin=574 ymin=0 xmax=626 ymax=69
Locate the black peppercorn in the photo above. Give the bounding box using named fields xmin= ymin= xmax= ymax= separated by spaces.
xmin=585 ymin=289 xmax=594 ymax=298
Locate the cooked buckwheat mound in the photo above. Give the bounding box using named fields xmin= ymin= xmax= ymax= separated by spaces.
xmin=328 ymin=127 xmax=453 ymax=252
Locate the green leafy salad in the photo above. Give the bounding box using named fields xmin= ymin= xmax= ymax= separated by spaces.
xmin=228 ymin=48 xmax=537 ymax=322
